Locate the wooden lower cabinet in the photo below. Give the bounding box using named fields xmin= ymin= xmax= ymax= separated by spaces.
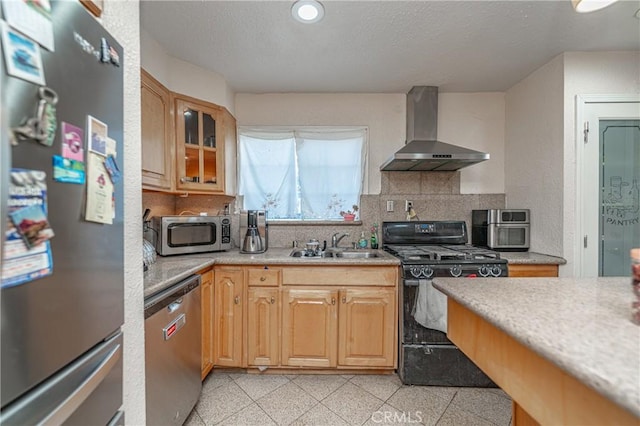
xmin=508 ymin=264 xmax=559 ymax=277
xmin=247 ymin=287 xmax=279 ymax=366
xmin=281 ymin=288 xmax=338 ymax=368
xmin=200 ymin=268 xmax=214 ymax=379
xmin=213 ymin=267 xmax=244 ymax=367
xmin=338 ymin=288 xmax=396 ymax=367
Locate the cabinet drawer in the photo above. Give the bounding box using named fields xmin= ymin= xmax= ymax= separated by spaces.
xmin=247 ymin=268 xmax=282 ymax=287
xmin=282 ymin=266 xmax=398 ymax=287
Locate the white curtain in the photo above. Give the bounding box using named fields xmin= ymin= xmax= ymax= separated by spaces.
xmin=238 ymin=127 xmax=366 ymax=220
xmin=296 ymin=129 xmax=365 ymax=219
xmin=238 ymin=131 xmax=297 ymax=219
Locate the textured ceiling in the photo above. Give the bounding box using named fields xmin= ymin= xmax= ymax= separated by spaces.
xmin=140 ymin=0 xmax=640 ymax=93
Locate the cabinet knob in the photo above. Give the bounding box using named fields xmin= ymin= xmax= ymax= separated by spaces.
xmin=342 ymin=296 xmax=346 ymax=303
xmin=260 ymin=276 xmax=266 ymax=282
xmin=234 ymin=295 xmax=240 ymax=304
xmin=331 ymin=297 xmax=336 ymax=305
xmin=270 ymin=296 xmax=275 ymax=304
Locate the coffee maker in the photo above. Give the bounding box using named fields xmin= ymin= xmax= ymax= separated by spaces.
xmin=240 ymin=210 xmax=268 ymax=254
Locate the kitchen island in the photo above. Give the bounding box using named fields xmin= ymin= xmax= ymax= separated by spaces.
xmin=432 ymin=277 xmax=639 ymax=426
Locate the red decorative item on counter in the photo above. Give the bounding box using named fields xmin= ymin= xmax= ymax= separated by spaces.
xmin=631 ymin=248 xmax=640 ymax=325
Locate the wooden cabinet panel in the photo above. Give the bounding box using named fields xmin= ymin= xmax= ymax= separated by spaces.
xmin=174 ymin=95 xmax=225 ymax=194
xmin=213 ymin=267 xmax=244 ymax=367
xmin=281 ymin=288 xmax=338 ymax=368
xmin=141 ymin=69 xmax=173 ymax=190
xmin=247 ymin=287 xmax=279 ymax=366
xmin=282 ymin=266 xmax=398 ymax=286
xmin=508 ymin=264 xmax=559 ymax=277
xmin=247 ymin=268 xmax=281 ymax=287
xmin=338 ymin=288 xmax=396 ymax=367
xmin=200 ymin=268 xmax=214 ymax=379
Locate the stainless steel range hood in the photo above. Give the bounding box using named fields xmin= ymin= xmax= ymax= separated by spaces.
xmin=380 ymin=86 xmax=489 ymax=171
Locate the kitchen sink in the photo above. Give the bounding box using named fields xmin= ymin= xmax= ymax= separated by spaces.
xmin=289 ymin=248 xmax=379 ymax=258
xmin=332 ymin=249 xmax=379 ymax=258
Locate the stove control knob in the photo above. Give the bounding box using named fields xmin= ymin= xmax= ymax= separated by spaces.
xmin=479 ymin=265 xmax=490 ymax=277
xmin=422 ymin=266 xmax=434 ymax=278
xmin=491 ymin=265 xmax=502 ymax=277
xmin=450 ymin=265 xmax=462 ymax=277
xmin=410 ymin=266 xmax=422 ymax=278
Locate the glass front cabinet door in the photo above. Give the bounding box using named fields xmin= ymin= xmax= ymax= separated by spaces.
xmin=175 ymin=97 xmax=225 ymax=193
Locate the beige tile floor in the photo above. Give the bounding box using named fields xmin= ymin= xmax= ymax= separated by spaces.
xmin=185 ymin=372 xmax=512 ymax=426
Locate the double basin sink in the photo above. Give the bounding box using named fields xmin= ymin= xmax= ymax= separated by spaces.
xmin=290 ymin=248 xmax=379 ymax=259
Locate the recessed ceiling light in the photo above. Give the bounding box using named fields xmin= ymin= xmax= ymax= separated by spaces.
xmin=571 ymin=0 xmax=619 ymax=13
xmin=291 ymin=0 xmax=324 ymax=24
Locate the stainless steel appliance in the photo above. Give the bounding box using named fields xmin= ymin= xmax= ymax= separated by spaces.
xmin=380 ymin=86 xmax=490 ymax=171
xmin=151 ymin=215 xmax=231 ymax=256
xmin=1 ymin=2 xmax=124 ymax=423
xmin=382 ymin=221 xmax=507 ymax=387
xmin=145 ymin=275 xmax=201 ymax=426
xmin=472 ymin=209 xmax=530 ymax=251
xmin=240 ymin=210 xmax=268 ymax=254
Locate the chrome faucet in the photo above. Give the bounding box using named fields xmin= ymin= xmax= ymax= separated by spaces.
xmin=331 ymin=232 xmax=350 ymax=248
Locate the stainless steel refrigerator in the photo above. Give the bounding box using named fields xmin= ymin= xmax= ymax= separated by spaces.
xmin=1 ymin=1 xmax=124 ymax=424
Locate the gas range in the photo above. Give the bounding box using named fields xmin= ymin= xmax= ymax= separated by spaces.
xmin=384 ymin=220 xmax=504 ymax=387
xmin=382 ymin=221 xmax=508 ymax=279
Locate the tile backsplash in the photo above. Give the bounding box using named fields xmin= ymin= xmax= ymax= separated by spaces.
xmin=142 ymin=171 xmax=505 ymax=248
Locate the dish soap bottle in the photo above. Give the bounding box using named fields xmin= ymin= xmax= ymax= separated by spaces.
xmin=370 ymin=223 xmax=379 ymax=249
xmin=358 ymin=231 xmax=368 ymax=249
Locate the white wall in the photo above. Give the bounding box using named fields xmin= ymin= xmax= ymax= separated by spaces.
xmin=438 ymin=93 xmax=505 ymax=194
xmin=505 ymin=55 xmax=565 ymax=258
xmin=505 ymin=51 xmax=640 ymax=276
xmin=235 ymin=92 xmax=505 ymax=195
xmin=562 ymin=51 xmax=640 ymax=276
xmin=140 ymin=30 xmax=234 ymax=113
xmin=101 ymin=1 xmax=145 ymax=424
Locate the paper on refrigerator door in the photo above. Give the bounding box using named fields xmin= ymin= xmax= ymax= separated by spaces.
xmin=84 ymin=151 xmax=113 ymax=224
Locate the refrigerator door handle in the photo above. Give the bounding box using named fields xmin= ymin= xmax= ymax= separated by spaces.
xmin=40 ymin=343 xmax=121 ymax=425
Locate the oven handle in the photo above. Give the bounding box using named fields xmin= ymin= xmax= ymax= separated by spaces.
xmin=403 ymin=279 xmax=423 ymax=287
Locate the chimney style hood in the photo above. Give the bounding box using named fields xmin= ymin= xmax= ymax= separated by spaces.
xmin=380 ymin=86 xmax=489 ymax=171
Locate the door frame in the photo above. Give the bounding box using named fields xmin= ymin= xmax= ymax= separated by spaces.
xmin=574 ymin=94 xmax=640 ymax=277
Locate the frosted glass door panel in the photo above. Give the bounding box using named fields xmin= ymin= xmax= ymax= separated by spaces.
xmin=599 ymin=120 xmax=640 ymax=276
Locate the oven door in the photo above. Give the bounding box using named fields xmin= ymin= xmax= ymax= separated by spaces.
xmin=487 ymin=223 xmax=529 ymax=250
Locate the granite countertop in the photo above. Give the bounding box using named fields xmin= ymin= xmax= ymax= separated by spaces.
xmin=499 ymin=251 xmax=566 ymax=265
xmin=144 ymin=247 xmax=400 ymax=299
xmin=432 ymin=276 xmax=639 ymax=418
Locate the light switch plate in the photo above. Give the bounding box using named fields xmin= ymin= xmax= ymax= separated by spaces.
xmin=386 ymin=200 xmax=394 ymax=212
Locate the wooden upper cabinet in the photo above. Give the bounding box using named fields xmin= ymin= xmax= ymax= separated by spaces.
xmin=174 ymin=95 xmax=226 ymax=194
xmin=141 ymin=69 xmax=174 ymax=191
xmin=338 ymin=288 xmax=396 ymax=367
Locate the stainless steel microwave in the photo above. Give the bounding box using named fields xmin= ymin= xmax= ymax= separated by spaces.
xmin=471 ymin=209 xmax=530 ymax=251
xmin=151 ymin=215 xmax=231 ymax=256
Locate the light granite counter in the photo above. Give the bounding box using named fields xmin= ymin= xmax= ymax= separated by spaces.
xmin=144 ymin=248 xmax=400 ymax=299
xmin=432 ymin=276 xmax=639 ymax=420
xmin=499 ymin=251 xmax=566 ymax=265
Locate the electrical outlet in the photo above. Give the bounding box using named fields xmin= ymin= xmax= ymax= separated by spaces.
xmin=405 ymin=200 xmax=413 ymax=211
xmin=386 ymin=200 xmax=394 ymax=212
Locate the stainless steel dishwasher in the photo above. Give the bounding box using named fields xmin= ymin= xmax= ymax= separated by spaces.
xmin=145 ymin=275 xmax=201 ymax=426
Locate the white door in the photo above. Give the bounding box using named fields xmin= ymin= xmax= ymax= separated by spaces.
xmin=579 ymin=99 xmax=640 ymax=277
